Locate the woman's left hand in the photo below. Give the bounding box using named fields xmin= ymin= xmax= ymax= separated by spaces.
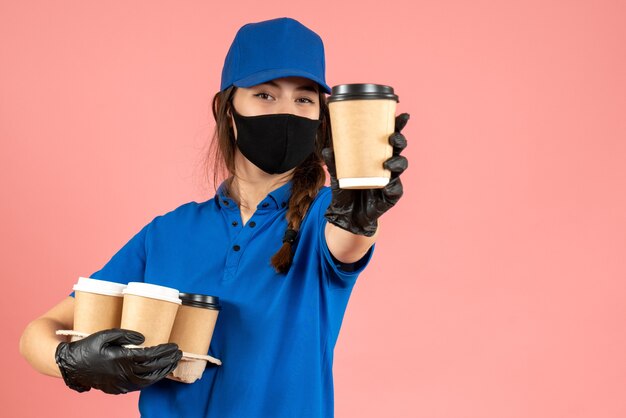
xmin=323 ymin=113 xmax=410 ymax=237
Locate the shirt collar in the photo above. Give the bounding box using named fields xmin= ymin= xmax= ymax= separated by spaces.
xmin=216 ymin=179 xmax=292 ymax=211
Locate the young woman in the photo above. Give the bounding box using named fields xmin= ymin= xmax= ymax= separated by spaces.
xmin=20 ymin=17 xmax=409 ymax=417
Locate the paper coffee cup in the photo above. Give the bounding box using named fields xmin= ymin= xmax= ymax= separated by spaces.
xmin=120 ymin=282 xmax=181 ymax=347
xmin=169 ymin=293 xmax=221 ymax=356
xmin=72 ymin=277 xmax=126 ymax=338
xmin=328 ymin=84 xmax=399 ymax=189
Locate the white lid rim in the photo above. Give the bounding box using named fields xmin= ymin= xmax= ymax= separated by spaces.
xmin=73 ymin=277 xmax=127 ymax=297
xmin=122 ymin=289 xmax=182 ymax=305
xmin=122 ymin=282 xmax=181 ymax=305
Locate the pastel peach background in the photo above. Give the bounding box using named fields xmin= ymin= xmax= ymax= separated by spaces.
xmin=2 ymin=1 xmax=625 ymax=417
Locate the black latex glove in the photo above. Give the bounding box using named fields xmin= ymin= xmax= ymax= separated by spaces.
xmin=323 ymin=113 xmax=409 ymax=237
xmin=55 ymin=328 xmax=182 ymax=395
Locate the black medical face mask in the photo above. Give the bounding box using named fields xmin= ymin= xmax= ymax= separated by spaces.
xmin=231 ymin=107 xmax=321 ymax=175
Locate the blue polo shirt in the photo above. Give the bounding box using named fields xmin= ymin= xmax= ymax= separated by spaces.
xmin=80 ymin=180 xmax=374 ymax=417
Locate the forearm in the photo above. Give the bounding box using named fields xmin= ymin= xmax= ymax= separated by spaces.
xmin=325 ymin=222 xmax=378 ymax=264
xmin=19 ymin=317 xmax=68 ymax=378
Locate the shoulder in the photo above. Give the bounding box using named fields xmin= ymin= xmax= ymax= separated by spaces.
xmin=300 ymin=186 xmax=331 ymax=230
xmin=310 ymin=186 xmax=332 ymax=211
xmin=149 ymin=198 xmax=216 ymax=230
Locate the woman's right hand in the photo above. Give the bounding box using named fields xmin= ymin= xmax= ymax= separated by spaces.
xmin=55 ymin=328 xmax=182 ymax=394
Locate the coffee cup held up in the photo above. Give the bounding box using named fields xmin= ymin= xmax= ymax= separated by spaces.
xmin=328 ymin=84 xmax=399 ymax=189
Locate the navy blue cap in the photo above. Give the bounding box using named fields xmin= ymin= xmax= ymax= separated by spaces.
xmin=220 ymin=17 xmax=331 ymax=94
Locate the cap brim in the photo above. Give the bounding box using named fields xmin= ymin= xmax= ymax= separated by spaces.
xmin=233 ymin=68 xmax=331 ymax=94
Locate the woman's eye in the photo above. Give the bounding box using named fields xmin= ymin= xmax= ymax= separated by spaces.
xmin=297 ymin=97 xmax=315 ymax=104
xmin=254 ymin=93 xmax=274 ymax=100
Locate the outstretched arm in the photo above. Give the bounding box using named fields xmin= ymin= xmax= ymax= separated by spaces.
xmin=324 ymin=113 xmax=410 ymax=263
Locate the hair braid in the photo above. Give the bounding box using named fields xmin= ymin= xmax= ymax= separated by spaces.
xmin=270 ymin=153 xmax=326 ymax=273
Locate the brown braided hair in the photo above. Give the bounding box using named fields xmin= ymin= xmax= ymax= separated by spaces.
xmin=204 ymin=85 xmax=331 ymax=274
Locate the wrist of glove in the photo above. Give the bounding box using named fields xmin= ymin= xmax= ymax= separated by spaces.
xmin=324 ymin=113 xmax=410 ymax=236
xmin=55 ymin=328 xmax=182 ymax=395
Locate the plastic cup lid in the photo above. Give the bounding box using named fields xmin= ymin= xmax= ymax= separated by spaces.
xmin=328 ymin=83 xmax=399 ymax=102
xmin=179 ymin=292 xmax=221 ymax=310
xmin=122 ymin=282 xmax=181 ymax=305
xmin=72 ymin=276 xmax=127 ymax=297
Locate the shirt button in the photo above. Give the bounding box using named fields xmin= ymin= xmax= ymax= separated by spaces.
xmin=232 ymin=221 xmax=238 ymax=227
xmin=233 ymin=245 xmax=240 ymax=251
xmin=261 ymin=202 xmax=269 ymax=208
xmin=249 ymin=221 xmax=256 ymax=228
xmin=223 ymin=200 xmax=229 ymax=206
xmin=281 ymin=202 xmax=287 ymax=208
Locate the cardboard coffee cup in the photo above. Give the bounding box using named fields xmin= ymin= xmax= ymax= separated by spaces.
xmin=328 ymin=84 xmax=399 ymax=189
xmin=169 ymin=293 xmax=221 ymax=356
xmin=72 ymin=277 xmax=126 ymax=340
xmin=120 ymin=282 xmax=181 ymax=347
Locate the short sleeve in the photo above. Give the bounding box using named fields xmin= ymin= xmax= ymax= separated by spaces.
xmin=69 ymin=220 xmax=152 ymax=297
xmin=314 ymin=188 xmax=375 ymax=287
